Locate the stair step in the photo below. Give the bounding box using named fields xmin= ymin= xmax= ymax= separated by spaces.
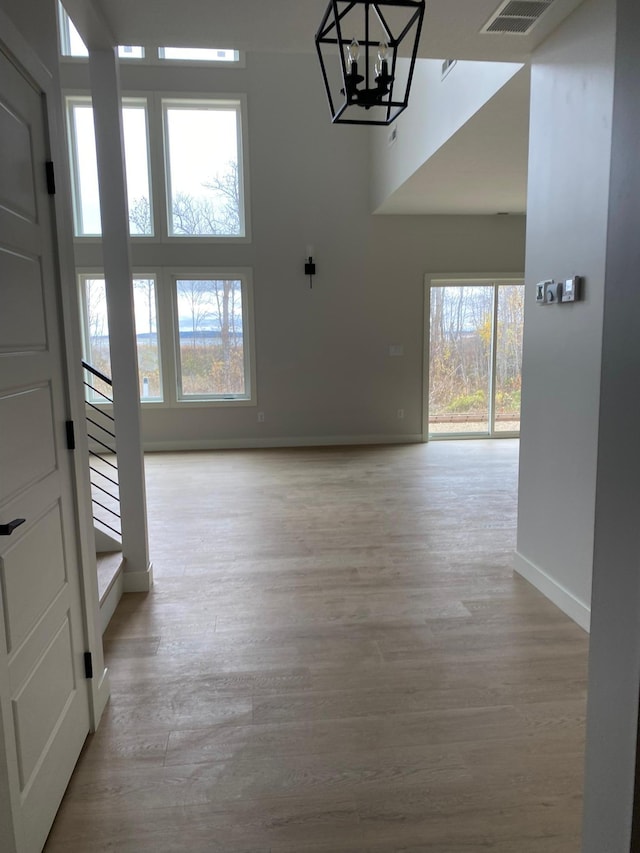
xmin=96 ymin=550 xmax=123 ymax=604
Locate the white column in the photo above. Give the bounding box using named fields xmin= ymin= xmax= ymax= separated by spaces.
xmin=88 ymin=48 xmax=152 ymax=591
xmin=582 ymin=0 xmax=640 ymax=847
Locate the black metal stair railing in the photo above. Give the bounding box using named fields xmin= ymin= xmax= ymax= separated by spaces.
xmin=82 ymin=360 xmax=121 ymax=539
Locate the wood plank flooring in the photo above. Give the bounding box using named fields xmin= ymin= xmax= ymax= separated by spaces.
xmin=44 ymin=440 xmax=588 ymax=852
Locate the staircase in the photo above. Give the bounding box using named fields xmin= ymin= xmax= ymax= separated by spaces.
xmin=82 ymin=361 xmax=124 ymax=631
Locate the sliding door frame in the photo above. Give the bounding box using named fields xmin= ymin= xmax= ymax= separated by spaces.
xmin=422 ymin=272 xmax=525 ymax=442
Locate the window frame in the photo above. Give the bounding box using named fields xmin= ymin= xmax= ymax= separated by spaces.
xmin=65 ymin=94 xmax=155 ymax=241
xmin=168 ymin=268 xmax=256 ymax=406
xmin=158 ymin=47 xmax=242 ymax=66
xmin=57 ymin=6 xmax=246 ymax=68
xmin=64 ymin=91 xmax=251 ymax=244
xmin=77 ymin=269 xmax=165 ymax=404
xmin=422 ymin=273 xmax=525 ymax=442
xmin=160 ymin=95 xmax=250 ymax=243
xmin=76 ymin=268 xmax=256 ymax=408
xmin=57 ymin=2 xmax=88 ymax=58
xmin=65 ymin=95 xmax=100 ymax=237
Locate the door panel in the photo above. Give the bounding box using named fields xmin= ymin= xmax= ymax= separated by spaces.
xmin=428 ymin=284 xmax=493 ymax=435
xmin=494 ymin=283 xmax=524 ymax=434
xmin=12 ymin=616 xmax=76 ymax=789
xmin=0 ymin=91 xmax=37 ymax=221
xmin=0 ymin=245 xmax=47 ymax=351
xmin=1 ymin=504 xmax=67 ymax=653
xmin=0 ymin=46 xmax=90 ymax=853
xmin=0 ymin=386 xmax=57 ymax=503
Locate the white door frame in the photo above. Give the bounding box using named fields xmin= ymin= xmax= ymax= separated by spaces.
xmin=0 ymin=7 xmax=109 ymax=729
xmin=422 ymin=272 xmax=525 ymax=442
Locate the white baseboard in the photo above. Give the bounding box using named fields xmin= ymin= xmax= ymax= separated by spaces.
xmin=90 ymin=666 xmax=111 ymax=732
xmin=143 ymin=434 xmax=423 ymax=452
xmin=122 ymin=561 xmax=154 ymax=593
xmin=514 ymin=551 xmax=591 ymax=632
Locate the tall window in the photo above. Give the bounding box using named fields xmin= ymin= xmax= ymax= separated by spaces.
xmin=163 ymin=100 xmax=245 ymax=237
xmin=58 ymin=3 xmax=88 ymax=57
xmin=79 ymin=274 xmax=162 ymax=401
xmin=66 ymin=97 xmax=153 ymax=237
xmin=173 ymin=276 xmax=252 ymax=400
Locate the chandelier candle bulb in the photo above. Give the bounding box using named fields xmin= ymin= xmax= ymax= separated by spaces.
xmin=376 ymin=41 xmax=390 ymax=77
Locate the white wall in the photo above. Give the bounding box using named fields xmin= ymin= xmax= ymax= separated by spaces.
xmin=370 ymin=58 xmax=524 ymax=212
xmin=65 ymin=52 xmax=527 ymax=449
xmin=1 ymin=0 xmax=59 ymax=68
xmin=514 ymin=0 xmax=616 ymax=630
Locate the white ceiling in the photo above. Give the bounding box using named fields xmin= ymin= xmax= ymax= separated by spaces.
xmin=75 ymin=0 xmax=586 ymax=215
xmin=90 ymin=0 xmax=586 ymax=62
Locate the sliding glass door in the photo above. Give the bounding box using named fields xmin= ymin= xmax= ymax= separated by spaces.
xmin=427 ymin=279 xmax=524 ymax=438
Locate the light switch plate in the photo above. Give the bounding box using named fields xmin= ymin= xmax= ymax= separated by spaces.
xmin=544 ymin=281 xmax=561 ymax=303
xmin=536 ymin=280 xmax=553 ymax=303
xmin=562 ymin=276 xmax=581 ymax=302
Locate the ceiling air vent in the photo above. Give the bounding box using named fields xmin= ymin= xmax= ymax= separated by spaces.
xmin=481 ymin=0 xmax=554 ymax=35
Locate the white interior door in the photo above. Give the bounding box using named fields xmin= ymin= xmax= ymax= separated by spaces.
xmin=0 ymin=47 xmax=91 ymax=853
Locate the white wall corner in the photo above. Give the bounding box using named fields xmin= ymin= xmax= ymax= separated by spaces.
xmin=514 ymin=551 xmax=591 ymax=632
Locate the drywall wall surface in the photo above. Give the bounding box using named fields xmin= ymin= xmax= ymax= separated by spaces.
xmin=140 ymin=206 xmax=527 ymax=447
xmin=1 ymin=0 xmax=59 ymax=69
xmin=370 ymin=57 xmax=523 ymax=212
xmin=515 ymin=0 xmax=615 ymax=623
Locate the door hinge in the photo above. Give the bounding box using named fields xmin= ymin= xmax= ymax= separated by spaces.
xmin=84 ymin=652 xmax=93 ymax=679
xmin=66 ymin=420 xmax=75 ymax=450
xmin=45 ymin=160 xmax=56 ymax=195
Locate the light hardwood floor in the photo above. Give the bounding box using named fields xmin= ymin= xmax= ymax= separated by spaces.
xmin=45 ymin=440 xmax=588 ymax=852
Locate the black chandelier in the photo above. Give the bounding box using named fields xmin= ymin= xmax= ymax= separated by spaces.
xmin=315 ymin=0 xmax=426 ymax=126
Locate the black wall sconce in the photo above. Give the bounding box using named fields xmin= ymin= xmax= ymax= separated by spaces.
xmin=305 ymin=246 xmax=316 ymax=288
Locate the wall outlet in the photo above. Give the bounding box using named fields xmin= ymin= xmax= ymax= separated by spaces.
xmin=257 ymin=411 xmax=265 ymax=422
xmin=397 ymin=408 xmax=405 ymax=420
xmin=389 ymin=344 xmax=404 ymax=357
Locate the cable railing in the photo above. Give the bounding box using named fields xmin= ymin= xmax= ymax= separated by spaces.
xmin=82 ymin=360 xmax=121 ymax=540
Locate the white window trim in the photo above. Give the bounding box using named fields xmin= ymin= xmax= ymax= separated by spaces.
xmin=167 ymin=267 xmax=256 ymax=407
xmin=77 ymin=267 xmax=257 ymax=409
xmin=65 ymin=93 xmax=155 ymax=240
xmin=61 ymin=50 xmax=247 ymax=68
xmin=160 ymin=94 xmax=250 ymax=243
xmin=77 ymin=268 xmax=165 ymax=404
xmin=157 ymin=47 xmax=245 ymax=67
xmin=57 ymin=7 xmax=246 ymax=68
xmin=64 ymin=91 xmax=251 ymax=245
